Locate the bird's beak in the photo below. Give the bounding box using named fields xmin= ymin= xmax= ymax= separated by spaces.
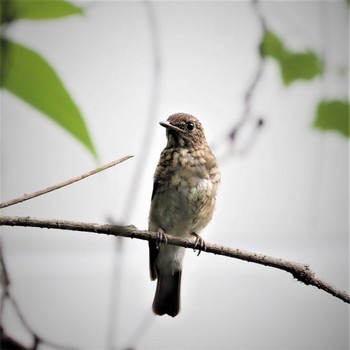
xmin=159 ymin=121 xmax=184 ymax=133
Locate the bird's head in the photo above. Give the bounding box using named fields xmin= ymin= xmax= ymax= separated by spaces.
xmin=160 ymin=113 xmax=207 ymax=149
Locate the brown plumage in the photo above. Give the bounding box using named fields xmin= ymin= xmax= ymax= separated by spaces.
xmin=148 ymin=113 xmax=220 ymax=317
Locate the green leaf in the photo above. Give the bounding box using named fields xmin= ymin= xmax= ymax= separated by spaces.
xmin=2 ymin=0 xmax=83 ymax=22
xmin=259 ymin=31 xmax=284 ymax=59
xmin=281 ymin=51 xmax=324 ymax=85
xmin=313 ymin=100 xmax=350 ymax=138
xmin=260 ymin=31 xmax=324 ymax=85
xmin=1 ymin=39 xmax=97 ymax=158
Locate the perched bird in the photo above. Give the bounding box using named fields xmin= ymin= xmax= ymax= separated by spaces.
xmin=148 ymin=113 xmax=220 ymax=317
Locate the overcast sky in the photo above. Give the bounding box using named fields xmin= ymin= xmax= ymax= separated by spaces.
xmin=1 ymin=1 xmax=348 ymax=349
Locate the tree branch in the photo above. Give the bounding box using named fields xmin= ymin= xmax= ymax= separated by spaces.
xmin=0 ymin=239 xmax=82 ymax=350
xmin=0 ymin=215 xmax=348 ymax=304
xmin=1 ymin=326 xmax=29 ymax=350
xmin=0 ymin=156 xmax=133 ymax=209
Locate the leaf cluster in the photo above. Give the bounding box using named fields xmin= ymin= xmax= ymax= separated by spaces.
xmin=314 ymin=100 xmax=349 ymax=138
xmin=260 ymin=31 xmax=324 ymax=85
xmin=260 ymin=30 xmax=348 ymax=138
xmin=0 ymin=0 xmax=97 ymax=158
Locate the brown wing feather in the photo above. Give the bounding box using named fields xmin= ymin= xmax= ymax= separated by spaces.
xmin=149 ymin=180 xmax=160 ymax=280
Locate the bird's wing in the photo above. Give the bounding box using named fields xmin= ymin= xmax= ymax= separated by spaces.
xmin=151 ymin=180 xmax=159 ymax=201
xmin=149 ymin=180 xmax=160 ymax=280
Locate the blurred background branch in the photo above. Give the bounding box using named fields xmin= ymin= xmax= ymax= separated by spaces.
xmin=106 ymin=2 xmax=162 ymax=348
xmin=0 ymin=239 xmax=82 ymax=350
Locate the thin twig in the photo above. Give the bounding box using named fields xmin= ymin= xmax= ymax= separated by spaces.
xmin=121 ymin=1 xmax=161 ymax=223
xmin=0 ymin=215 xmax=348 ymax=304
xmin=229 ymin=0 xmax=267 ymax=138
xmin=213 ymin=0 xmax=267 ymax=162
xmin=0 ymin=156 xmax=133 ymax=209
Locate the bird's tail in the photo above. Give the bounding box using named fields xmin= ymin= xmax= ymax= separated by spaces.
xmin=152 ymin=270 xmax=182 ymax=317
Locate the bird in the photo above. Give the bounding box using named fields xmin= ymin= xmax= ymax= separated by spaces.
xmin=148 ymin=112 xmax=220 ymax=317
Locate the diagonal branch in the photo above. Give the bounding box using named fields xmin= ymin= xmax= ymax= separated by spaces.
xmin=0 ymin=156 xmax=133 ymax=209
xmin=0 ymin=215 xmax=348 ymax=304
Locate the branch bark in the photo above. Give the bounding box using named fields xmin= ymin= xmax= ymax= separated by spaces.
xmin=0 ymin=215 xmax=348 ymax=304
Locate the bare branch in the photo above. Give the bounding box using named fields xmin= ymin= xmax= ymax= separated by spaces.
xmin=0 ymin=215 xmax=348 ymax=304
xmin=212 ymin=0 xmax=267 ymax=161
xmin=0 ymin=241 xmax=82 ymax=350
xmin=0 ymin=156 xmax=133 ymax=209
xmin=228 ymin=0 xmax=267 ymax=138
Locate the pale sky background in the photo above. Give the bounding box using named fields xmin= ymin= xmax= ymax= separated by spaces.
xmin=0 ymin=1 xmax=349 ymax=349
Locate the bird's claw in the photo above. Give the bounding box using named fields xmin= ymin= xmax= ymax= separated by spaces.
xmin=191 ymin=232 xmax=206 ymax=256
xmin=156 ymin=228 xmax=167 ymax=248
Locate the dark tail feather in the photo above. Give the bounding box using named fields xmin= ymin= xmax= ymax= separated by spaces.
xmin=152 ymin=270 xmax=182 ymax=317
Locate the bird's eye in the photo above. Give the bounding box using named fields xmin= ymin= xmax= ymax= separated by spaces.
xmin=186 ymin=121 xmax=195 ymax=131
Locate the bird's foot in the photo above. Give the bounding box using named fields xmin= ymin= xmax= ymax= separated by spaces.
xmin=191 ymin=232 xmax=206 ymax=256
xmin=156 ymin=227 xmax=167 ymax=249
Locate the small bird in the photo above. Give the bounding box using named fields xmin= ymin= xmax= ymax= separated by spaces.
xmin=148 ymin=113 xmax=220 ymax=317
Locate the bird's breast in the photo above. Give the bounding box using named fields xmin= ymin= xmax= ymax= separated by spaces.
xmin=175 ymin=175 xmax=213 ymax=202
xmin=150 ymin=173 xmax=214 ymax=235
xmin=149 ymin=147 xmax=219 ymax=236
